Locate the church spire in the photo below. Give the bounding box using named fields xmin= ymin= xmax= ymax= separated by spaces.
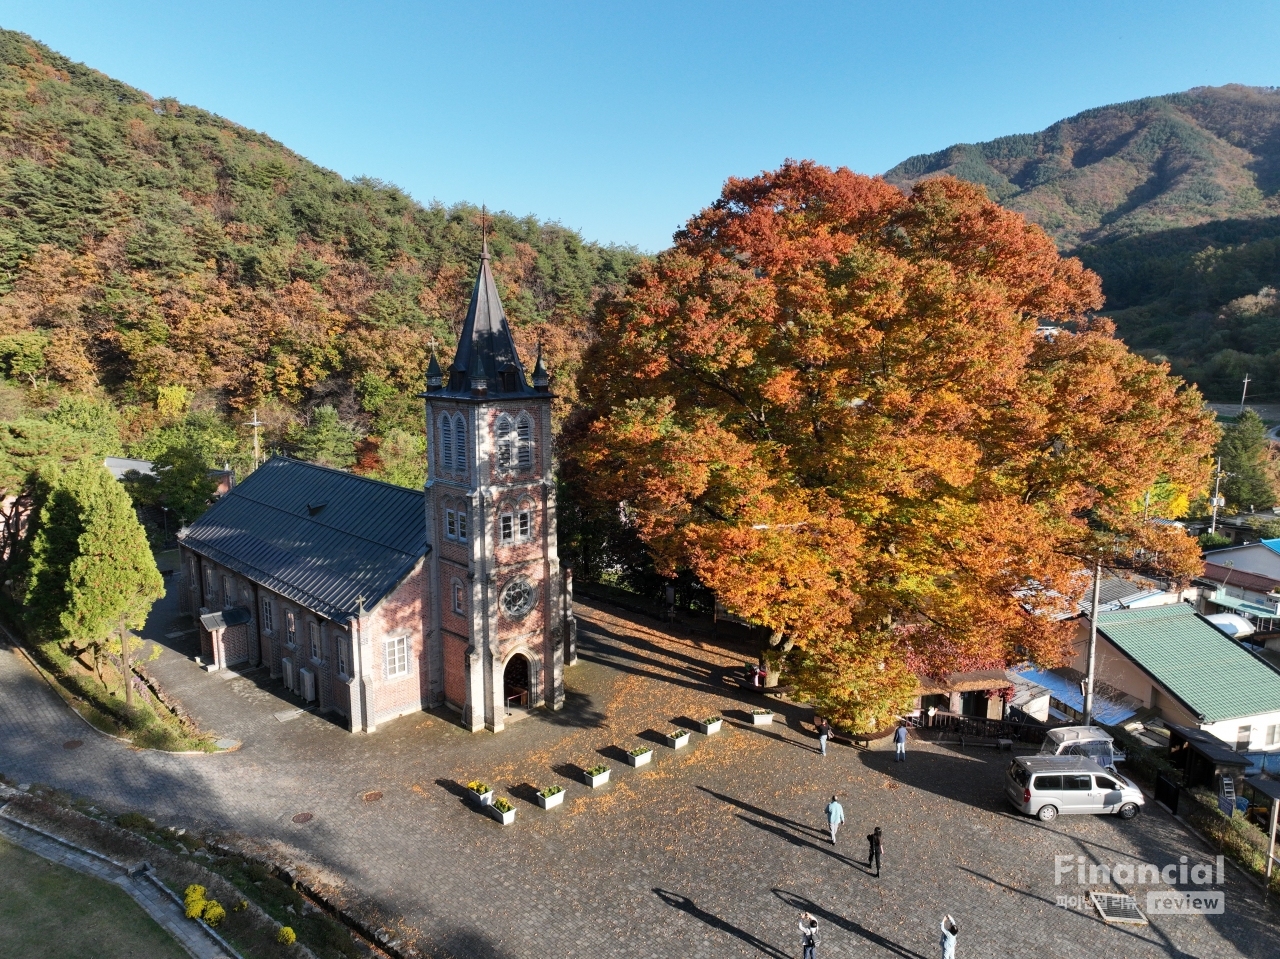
xmin=447 ymin=222 xmax=530 ymax=394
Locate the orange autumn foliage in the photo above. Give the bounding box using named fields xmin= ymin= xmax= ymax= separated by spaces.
xmin=571 ymin=161 xmax=1218 ymax=730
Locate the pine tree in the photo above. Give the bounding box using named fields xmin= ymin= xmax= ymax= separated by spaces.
xmin=24 ymin=460 xmax=164 ymax=701
xmin=1218 ymin=408 xmax=1278 ymax=512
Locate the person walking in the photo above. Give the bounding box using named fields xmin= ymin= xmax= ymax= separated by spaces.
xmin=939 ymin=914 xmax=958 ymax=959
xmin=798 ymin=911 xmax=820 ymax=959
xmin=893 ymin=722 xmax=908 ymax=762
xmin=866 ymin=826 xmax=883 ymax=877
xmin=816 ymin=716 xmax=830 ymax=756
xmin=825 ymin=795 xmax=844 ymax=844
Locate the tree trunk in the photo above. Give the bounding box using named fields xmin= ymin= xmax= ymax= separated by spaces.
xmin=120 ymin=626 xmax=133 ymax=709
xmin=762 ymin=629 xmax=790 ymax=687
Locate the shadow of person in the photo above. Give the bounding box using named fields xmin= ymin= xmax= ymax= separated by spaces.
xmin=652 ymin=889 xmax=790 ymax=959
xmin=697 ymin=786 xmax=830 ymax=840
xmin=772 ymin=888 xmax=929 ymax=959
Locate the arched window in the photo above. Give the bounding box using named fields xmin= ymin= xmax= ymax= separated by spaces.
xmin=495 ymin=414 xmax=514 ymax=470
xmin=517 ymin=498 xmax=534 ymax=541
xmin=440 ymin=415 xmax=454 ymax=472
xmin=516 ymin=413 xmax=534 ymax=470
xmin=453 ymin=414 xmax=467 ymax=473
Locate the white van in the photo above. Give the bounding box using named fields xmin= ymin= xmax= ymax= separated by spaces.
xmin=1039 ymin=725 xmax=1125 ymax=768
xmin=1006 ymin=756 xmax=1144 ymax=822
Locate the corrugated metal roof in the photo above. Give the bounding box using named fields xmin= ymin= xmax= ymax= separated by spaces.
xmin=179 ymin=457 xmax=427 ymax=621
xmin=1096 ymin=604 xmax=1280 ymax=723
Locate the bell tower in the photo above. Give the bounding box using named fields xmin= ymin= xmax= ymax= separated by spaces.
xmin=422 ymin=236 xmax=574 ymax=732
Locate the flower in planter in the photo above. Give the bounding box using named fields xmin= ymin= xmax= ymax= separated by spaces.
xmin=703 ymin=716 xmax=722 ymax=725
xmin=752 ymin=709 xmax=771 ymax=715
xmin=492 ymin=797 xmax=514 ymax=813
xmin=585 ymin=764 xmax=609 ymax=777
xmin=629 ymin=746 xmax=652 ymax=757
xmin=538 ymin=785 xmax=564 ymax=798
xmin=466 ymin=780 xmax=491 ymax=794
xmin=669 ymin=729 xmax=689 ymax=738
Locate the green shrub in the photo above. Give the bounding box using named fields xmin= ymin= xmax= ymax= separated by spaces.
xmin=1101 ymin=724 xmax=1178 ymax=786
xmin=538 ymin=785 xmax=563 ymax=798
xmin=115 ymin=812 xmax=151 ymax=830
xmin=585 ymin=764 xmax=608 ymax=776
xmin=1184 ymin=788 xmax=1280 ymax=893
xmin=277 ymin=926 xmax=297 ymax=945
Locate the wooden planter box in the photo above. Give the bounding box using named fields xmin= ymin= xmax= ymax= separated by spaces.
xmin=468 ymin=788 xmax=494 ymax=807
xmin=695 ymin=719 xmax=723 ymax=735
xmin=536 ymin=790 xmax=565 ymax=809
xmin=665 ymin=732 xmax=690 ymax=749
xmin=625 ymin=750 xmax=653 ymax=767
xmin=751 ymin=711 xmax=774 ymax=726
xmin=583 ymin=768 xmax=611 ymax=788
xmin=487 ymin=804 xmax=516 ymax=825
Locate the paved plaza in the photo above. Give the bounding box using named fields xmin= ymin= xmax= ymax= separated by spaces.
xmin=1 ymin=590 xmax=1278 ymax=958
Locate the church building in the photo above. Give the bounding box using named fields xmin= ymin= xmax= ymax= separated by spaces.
xmin=177 ymin=240 xmax=576 ymax=733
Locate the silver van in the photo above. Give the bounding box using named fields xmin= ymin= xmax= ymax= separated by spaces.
xmin=1005 ymin=756 xmax=1143 ymax=822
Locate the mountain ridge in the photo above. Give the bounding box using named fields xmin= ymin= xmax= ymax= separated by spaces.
xmin=885 ymin=84 xmax=1280 ymax=251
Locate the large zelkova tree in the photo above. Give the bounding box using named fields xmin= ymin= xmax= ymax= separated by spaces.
xmin=569 ymin=163 xmax=1218 ymax=730
xmin=1216 ymin=408 xmax=1278 ymax=512
xmin=24 ymin=460 xmax=164 ymax=705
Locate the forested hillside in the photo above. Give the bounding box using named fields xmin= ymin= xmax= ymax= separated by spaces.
xmin=0 ymin=29 xmax=639 ymax=493
xmin=886 ymin=85 xmax=1280 ymax=400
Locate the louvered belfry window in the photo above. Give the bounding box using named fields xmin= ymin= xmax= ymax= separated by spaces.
xmin=516 ymin=414 xmax=533 ymax=470
xmin=496 ymin=414 xmax=514 ymax=469
xmin=440 ymin=415 xmax=453 ymax=471
xmin=453 ymin=414 xmax=467 ymax=472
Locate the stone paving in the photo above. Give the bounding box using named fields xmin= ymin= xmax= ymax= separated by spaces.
xmin=2 ymin=592 xmax=1278 ymax=958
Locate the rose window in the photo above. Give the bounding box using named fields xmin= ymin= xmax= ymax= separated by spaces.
xmin=500 ymin=577 xmax=535 ymax=618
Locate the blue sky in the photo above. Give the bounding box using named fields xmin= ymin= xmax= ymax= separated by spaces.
xmin=2 ymin=1 xmax=1279 ymax=251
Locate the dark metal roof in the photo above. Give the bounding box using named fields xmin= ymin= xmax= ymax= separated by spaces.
xmin=179 ymin=457 xmax=427 ymax=622
xmin=199 ymin=607 xmax=252 ymax=631
xmin=445 ymin=238 xmax=533 ymax=396
xmin=1200 ymin=562 xmax=1280 ymax=594
xmin=1167 ymin=723 xmax=1252 ymax=767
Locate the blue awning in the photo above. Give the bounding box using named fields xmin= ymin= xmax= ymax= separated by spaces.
xmin=1014 ymin=667 xmax=1138 ymax=725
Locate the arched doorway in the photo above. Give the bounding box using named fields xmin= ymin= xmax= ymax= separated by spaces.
xmin=503 ymin=653 xmax=531 ymax=715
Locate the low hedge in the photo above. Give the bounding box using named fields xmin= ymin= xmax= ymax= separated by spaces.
xmin=1183 ymin=788 xmax=1280 ymax=893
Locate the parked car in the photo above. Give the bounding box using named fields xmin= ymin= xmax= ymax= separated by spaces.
xmin=1039 ymin=725 xmax=1126 ymax=768
xmin=1005 ymin=755 xmax=1143 ymax=822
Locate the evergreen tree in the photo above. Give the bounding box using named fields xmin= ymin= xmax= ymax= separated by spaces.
xmin=289 ymin=406 xmax=358 ymax=469
xmin=151 ymin=444 xmax=218 ymax=524
xmin=24 ymin=460 xmax=164 ymax=699
xmin=1217 ymin=408 xmax=1277 ymax=512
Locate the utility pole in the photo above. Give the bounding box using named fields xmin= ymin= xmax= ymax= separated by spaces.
xmin=1083 ymin=558 xmax=1102 ymax=726
xmin=247 ymin=408 xmax=263 ymax=470
xmin=1241 ymin=374 xmax=1252 ymax=414
xmin=1210 ymin=457 xmax=1228 ymax=534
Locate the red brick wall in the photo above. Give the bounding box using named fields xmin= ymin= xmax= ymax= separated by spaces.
xmin=364 ymin=560 xmax=429 ymax=725
xmin=444 ymin=632 xmax=468 ymax=708
xmin=223 ymin=623 xmax=249 ymax=664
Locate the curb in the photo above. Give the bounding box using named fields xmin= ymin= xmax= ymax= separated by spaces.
xmin=142 ymin=868 xmax=245 ymax=959
xmin=0 ymin=622 xmax=220 ymax=757
xmin=0 ymin=803 xmax=245 ymax=958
